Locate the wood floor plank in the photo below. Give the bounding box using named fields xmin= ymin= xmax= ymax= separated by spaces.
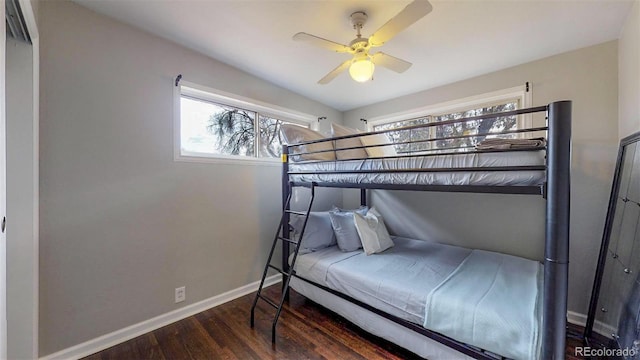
xmin=99 ymin=339 xmax=137 ymax=360
xmin=274 ymin=287 xmax=416 ymax=360
xmin=276 ymin=307 xmax=367 ymax=360
xmin=204 ymin=301 xmax=312 ymax=359
xmin=236 ymin=288 xmax=345 ymax=360
xmin=196 ymin=307 xmax=264 ymax=360
xmin=82 ymin=353 xmax=102 ymax=360
xmin=153 ymin=317 xmax=229 ymax=359
xmin=83 ymin=285 xmax=588 ymax=360
xmin=122 ymin=333 xmax=165 ymax=360
xmin=259 ymin=288 xmax=383 ymax=360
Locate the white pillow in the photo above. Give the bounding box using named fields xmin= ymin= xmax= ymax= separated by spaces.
xmin=360 ymin=133 xmax=397 ymax=158
xmin=353 ymin=208 xmax=394 ymax=255
xmin=280 ymin=124 xmax=335 ymax=161
xmin=331 ymin=123 xmax=368 ymax=160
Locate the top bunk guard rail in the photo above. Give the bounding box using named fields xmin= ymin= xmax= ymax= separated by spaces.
xmin=287 ymin=105 xmax=548 ymax=149
xmin=293 ymin=126 xmax=549 ymax=159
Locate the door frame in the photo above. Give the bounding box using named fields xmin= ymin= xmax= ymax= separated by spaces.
xmin=0 ymin=0 xmax=8 ymax=357
xmin=2 ymin=0 xmax=40 ymax=358
xmin=0 ymin=0 xmax=7 ymax=359
xmin=22 ymin=0 xmax=40 ymax=357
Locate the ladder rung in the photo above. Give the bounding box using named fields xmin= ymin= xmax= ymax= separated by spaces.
xmin=277 ymin=236 xmax=299 ymax=245
xmin=291 ymin=182 xmax=317 ymax=189
xmin=285 ymin=210 xmax=308 ymax=216
xmin=258 ymin=294 xmax=278 ymax=309
xmin=268 ymin=264 xmax=286 ymax=275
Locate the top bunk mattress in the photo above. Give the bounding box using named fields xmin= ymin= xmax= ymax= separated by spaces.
xmin=288 ymin=150 xmax=545 ymax=187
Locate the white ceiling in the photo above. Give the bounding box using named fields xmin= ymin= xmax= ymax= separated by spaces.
xmin=73 ymin=0 xmax=634 ymax=111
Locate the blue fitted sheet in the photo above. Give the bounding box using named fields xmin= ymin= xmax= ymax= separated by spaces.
xmin=292 ymin=237 xmax=471 ymax=324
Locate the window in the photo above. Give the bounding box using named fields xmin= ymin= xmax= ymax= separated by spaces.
xmin=431 ymin=100 xmax=519 ymax=150
xmin=175 ymin=82 xmax=314 ymax=164
xmin=373 ymin=117 xmax=431 ymax=153
xmin=370 ymin=86 xmax=531 ymax=154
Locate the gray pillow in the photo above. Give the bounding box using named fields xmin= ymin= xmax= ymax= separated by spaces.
xmin=329 ymin=206 xmax=369 ymax=252
xmin=290 ymin=211 xmax=336 ymax=253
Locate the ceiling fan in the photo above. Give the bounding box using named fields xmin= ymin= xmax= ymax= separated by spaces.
xmin=293 ymin=0 xmax=433 ymax=84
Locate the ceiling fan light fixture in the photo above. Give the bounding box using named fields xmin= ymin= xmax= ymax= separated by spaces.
xmin=349 ymin=56 xmax=375 ymax=83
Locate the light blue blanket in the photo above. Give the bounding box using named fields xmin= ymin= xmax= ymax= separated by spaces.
xmin=325 ymin=237 xmax=472 ymax=325
xmin=424 ymin=250 xmax=542 ymax=360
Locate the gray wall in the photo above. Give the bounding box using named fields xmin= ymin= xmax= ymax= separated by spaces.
xmin=618 ymin=0 xmax=639 ymax=139
xmin=38 ymin=1 xmax=342 ymax=356
xmin=344 ymin=41 xmax=620 ymax=316
xmin=6 ymin=36 xmax=37 ymax=360
xmin=30 ymin=0 xmax=39 ymax=26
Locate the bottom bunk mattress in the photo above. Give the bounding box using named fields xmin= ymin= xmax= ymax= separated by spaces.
xmin=290 ymin=236 xmax=543 ymax=360
xmin=289 ymin=277 xmax=474 ymax=360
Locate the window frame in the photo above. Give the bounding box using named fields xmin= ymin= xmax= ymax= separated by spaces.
xmin=174 ymin=80 xmax=317 ymax=166
xmin=367 ymin=85 xmax=532 ymax=138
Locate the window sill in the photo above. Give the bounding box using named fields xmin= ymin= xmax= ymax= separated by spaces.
xmin=175 ymin=151 xmax=282 ymax=167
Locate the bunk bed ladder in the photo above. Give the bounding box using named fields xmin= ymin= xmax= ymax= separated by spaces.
xmin=250 ymin=182 xmax=316 ymax=344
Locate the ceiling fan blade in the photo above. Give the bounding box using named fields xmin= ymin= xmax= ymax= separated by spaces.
xmin=293 ymin=32 xmax=352 ymax=53
xmin=371 ymin=52 xmax=412 ymax=73
xmin=318 ymin=60 xmax=352 ymax=84
xmin=368 ymin=0 xmax=433 ymax=47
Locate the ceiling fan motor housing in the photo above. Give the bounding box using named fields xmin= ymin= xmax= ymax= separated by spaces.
xmin=350 ymin=11 xmax=368 ymax=31
xmin=349 ymin=38 xmax=369 ymax=51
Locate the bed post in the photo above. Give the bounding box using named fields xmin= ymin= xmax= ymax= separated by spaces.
xmin=360 ymin=189 xmax=367 ymax=207
xmin=543 ymin=101 xmax=571 ymax=359
xmin=282 ymin=145 xmax=291 ymax=296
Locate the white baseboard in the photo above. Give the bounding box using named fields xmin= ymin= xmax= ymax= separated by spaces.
xmin=39 ymin=275 xmax=281 ymax=360
xmin=567 ymin=310 xmax=617 ymax=337
xmin=567 ymin=310 xmax=588 ymax=327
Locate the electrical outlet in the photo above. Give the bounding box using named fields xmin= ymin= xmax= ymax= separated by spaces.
xmin=175 ymin=286 xmax=186 ymax=303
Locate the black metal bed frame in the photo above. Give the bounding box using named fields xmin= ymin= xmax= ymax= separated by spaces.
xmin=278 ymin=101 xmax=572 ymax=359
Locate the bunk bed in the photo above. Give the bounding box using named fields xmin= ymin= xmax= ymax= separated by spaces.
xmin=250 ymin=101 xmax=572 ymax=359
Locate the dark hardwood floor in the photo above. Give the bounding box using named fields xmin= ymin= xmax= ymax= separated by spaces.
xmin=84 ymin=285 xmax=588 ymax=359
